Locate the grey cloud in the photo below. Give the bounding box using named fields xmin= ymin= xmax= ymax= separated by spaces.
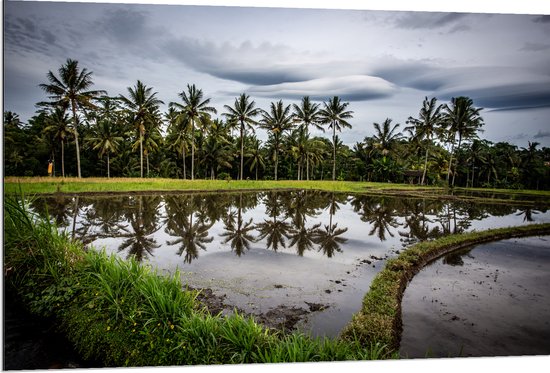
xmin=375 ymin=63 xmax=550 ymax=110
xmin=533 ymin=15 xmax=550 ymax=23
xmin=246 ymin=75 xmax=397 ymax=102
xmin=520 ymin=42 xmax=550 ymax=52
xmin=534 ymin=130 xmax=550 ymax=139
xmin=96 ymin=8 xmax=149 ymax=44
xmin=393 ymin=12 xmax=468 ymax=30
xmin=166 ymin=37 xmax=320 ymax=85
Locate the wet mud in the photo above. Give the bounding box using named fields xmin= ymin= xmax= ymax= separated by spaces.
xmin=399 ymin=235 xmax=550 ymax=358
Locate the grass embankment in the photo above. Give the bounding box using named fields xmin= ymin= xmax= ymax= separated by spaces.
xmin=3 ymin=176 xmax=442 ymax=195
xmin=340 ymin=223 xmax=550 ymax=351
xmin=3 ymin=195 xmax=395 ymax=367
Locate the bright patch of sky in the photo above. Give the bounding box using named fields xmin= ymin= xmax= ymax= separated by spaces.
xmin=3 ymin=0 xmax=550 ymax=148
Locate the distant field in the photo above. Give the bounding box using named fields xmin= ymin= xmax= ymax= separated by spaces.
xmin=4 ymin=177 xmax=549 ymax=198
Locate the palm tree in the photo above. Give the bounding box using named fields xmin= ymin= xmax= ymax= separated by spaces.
xmin=442 ymin=96 xmax=484 ymax=186
xmin=372 ymin=118 xmax=403 ymax=157
xmin=87 ymin=117 xmax=123 ymax=178
xmin=170 ymin=84 xmax=217 ymax=180
xmin=39 ymin=59 xmax=106 ymax=178
xmin=202 ymin=119 xmax=233 ymax=179
xmin=259 ymin=100 xmax=294 ymax=181
xmin=223 ymin=93 xmax=261 ymax=180
xmin=118 ymin=80 xmax=164 ymax=178
xmin=165 ymin=107 xmax=190 ymax=179
xmin=293 ymin=96 xmax=323 ymax=180
xmin=405 ymin=97 xmax=443 ymax=185
xmin=318 ymin=96 xmax=353 ymax=180
xmin=245 ymin=136 xmax=265 ymax=180
xmin=43 ymin=107 xmax=71 ymax=177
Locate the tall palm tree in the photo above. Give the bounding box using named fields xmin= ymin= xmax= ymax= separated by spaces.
xmin=87 ymin=117 xmax=123 ymax=178
xmin=372 ymin=118 xmax=403 ymax=157
xmin=318 ymin=96 xmax=353 ymax=180
xmin=245 ymin=136 xmax=265 ymax=180
xmin=259 ymin=100 xmax=294 ymax=181
xmin=43 ymin=107 xmax=71 ymax=177
xmin=293 ymin=96 xmax=323 ymax=180
xmin=165 ymin=106 xmax=189 ymax=179
xmin=405 ymin=97 xmax=443 ymax=185
xmin=39 ymin=59 xmax=106 ymax=178
xmin=442 ymin=96 xmax=484 ymax=186
xmin=170 ymin=84 xmax=217 ymax=180
xmin=118 ymin=80 xmax=164 ymax=178
xmin=223 ymin=93 xmax=261 ymax=180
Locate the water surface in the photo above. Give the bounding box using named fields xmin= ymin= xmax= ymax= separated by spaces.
xmin=30 ymin=190 xmax=550 ymax=337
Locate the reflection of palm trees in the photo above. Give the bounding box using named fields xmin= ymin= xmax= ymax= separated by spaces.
xmin=221 ymin=193 xmax=256 ymax=256
xmin=220 ymin=193 xmax=256 ymax=256
xmin=286 ymin=190 xmax=322 ymax=256
xmin=165 ymin=195 xmax=214 ymax=264
xmin=118 ymin=195 xmax=162 ymax=261
xmin=398 ymin=199 xmax=442 ymax=246
xmin=515 ymin=207 xmax=540 ymax=222
xmin=30 ymin=195 xmax=73 ymax=228
xmin=351 ymin=195 xmax=398 ymax=241
xmin=312 ymin=192 xmax=348 ymax=258
xmin=255 ymin=191 xmax=292 ymax=251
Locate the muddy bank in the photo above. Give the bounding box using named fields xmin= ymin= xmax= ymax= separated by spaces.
xmin=400 ymin=235 xmax=550 ymax=358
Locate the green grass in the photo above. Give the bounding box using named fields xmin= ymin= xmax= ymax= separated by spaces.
xmin=3 ymin=194 xmax=397 ymax=367
xmin=5 ymin=177 xmax=549 ymax=203
xmin=340 ymin=223 xmax=550 ymax=351
xmin=3 ymin=176 xmax=444 ymax=195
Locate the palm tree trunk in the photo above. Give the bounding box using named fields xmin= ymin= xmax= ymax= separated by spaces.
xmin=274 ymin=140 xmax=279 ymax=181
xmin=107 ymin=152 xmax=110 ymax=178
xmin=191 ymin=119 xmax=195 ymax=180
xmin=422 ymin=148 xmax=429 ymax=185
xmin=182 ymin=148 xmax=186 ymax=180
xmin=332 ymin=125 xmax=336 ymax=181
xmin=240 ymin=122 xmax=244 ymax=181
xmin=140 ymin=135 xmax=144 ymax=178
xmin=446 ymin=137 xmax=455 ymax=185
xmin=451 ymin=136 xmax=462 ymax=187
xmin=70 ymin=101 xmax=82 ymax=178
xmin=146 ymin=153 xmax=150 ymax=177
xmin=256 ymin=165 xmax=258 ymax=180
xmin=61 ymin=139 xmax=65 ymax=178
xmin=306 ymin=156 xmax=310 ymax=181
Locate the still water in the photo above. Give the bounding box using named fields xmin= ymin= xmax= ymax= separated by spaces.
xmin=31 ymin=190 xmax=550 ymax=338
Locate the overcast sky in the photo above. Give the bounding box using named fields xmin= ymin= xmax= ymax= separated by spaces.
xmin=3 ymin=0 xmax=550 ymax=148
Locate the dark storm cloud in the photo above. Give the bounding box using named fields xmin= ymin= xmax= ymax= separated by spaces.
xmin=534 ymin=130 xmax=550 ymax=139
xmin=166 ymin=37 xmax=319 ymax=85
xmin=393 ymin=12 xmax=469 ymax=30
xmin=373 ymin=63 xmax=550 ymax=110
xmin=520 ymin=42 xmax=550 ymax=52
xmin=533 ymin=15 xmax=550 ymax=23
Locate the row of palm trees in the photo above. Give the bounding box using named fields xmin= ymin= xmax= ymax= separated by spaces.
xmin=5 ymin=58 xmax=549 ymax=189
xmin=35 ymin=59 xmax=356 ymax=182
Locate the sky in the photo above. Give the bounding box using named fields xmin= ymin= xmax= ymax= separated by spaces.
xmin=3 ymin=0 xmax=550 ymax=148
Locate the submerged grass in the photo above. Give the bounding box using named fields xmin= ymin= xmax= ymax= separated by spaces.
xmin=3 ymin=194 xmax=396 ymax=367
xmin=340 ymin=223 xmax=550 ymax=351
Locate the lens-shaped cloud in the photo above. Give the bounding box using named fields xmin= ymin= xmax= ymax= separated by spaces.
xmin=246 ymin=75 xmax=397 ymax=101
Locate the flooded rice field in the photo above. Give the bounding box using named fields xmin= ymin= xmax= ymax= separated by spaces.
xmin=400 ymin=235 xmax=550 ymax=358
xmin=29 ymin=190 xmax=550 ymax=340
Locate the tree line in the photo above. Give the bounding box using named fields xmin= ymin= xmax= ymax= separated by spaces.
xmin=4 ymin=58 xmax=549 ymax=190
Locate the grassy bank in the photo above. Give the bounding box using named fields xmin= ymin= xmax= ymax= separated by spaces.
xmin=3 ymin=176 xmax=443 ymax=195
xmin=3 ymin=194 xmax=395 ymax=367
xmin=340 ymin=223 xmax=550 ymax=351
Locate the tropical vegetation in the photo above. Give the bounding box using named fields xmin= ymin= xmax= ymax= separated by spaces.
xmin=4 ymin=59 xmax=550 ymax=190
